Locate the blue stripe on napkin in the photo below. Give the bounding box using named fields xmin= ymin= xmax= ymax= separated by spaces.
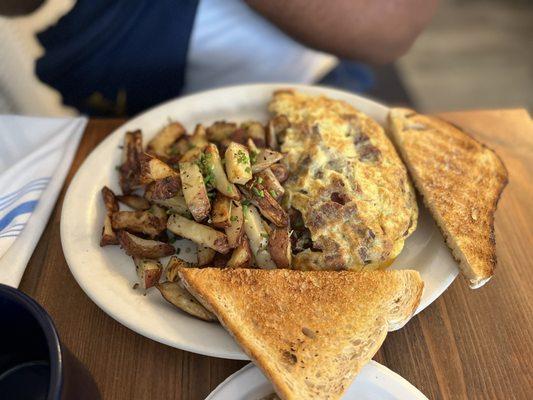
xmin=0 ymin=183 xmax=49 ymax=213
xmin=0 ymin=223 xmax=26 ymax=235
xmin=0 ymin=178 xmax=50 ymax=205
xmin=0 ymin=201 xmax=39 ymax=232
xmin=0 ymin=234 xmax=21 ymax=239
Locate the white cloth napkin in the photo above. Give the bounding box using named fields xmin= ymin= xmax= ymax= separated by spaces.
xmin=0 ymin=115 xmax=86 ymax=287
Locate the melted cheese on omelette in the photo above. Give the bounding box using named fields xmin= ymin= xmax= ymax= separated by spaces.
xmin=269 ymin=90 xmax=418 ymax=271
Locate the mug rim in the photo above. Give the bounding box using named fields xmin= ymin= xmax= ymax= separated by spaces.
xmin=0 ymin=283 xmax=63 ymax=400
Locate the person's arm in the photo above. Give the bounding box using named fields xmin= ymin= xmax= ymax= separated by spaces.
xmin=245 ymin=0 xmax=439 ymax=64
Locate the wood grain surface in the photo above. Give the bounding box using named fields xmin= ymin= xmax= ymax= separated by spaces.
xmin=19 ymin=112 xmax=533 ymax=400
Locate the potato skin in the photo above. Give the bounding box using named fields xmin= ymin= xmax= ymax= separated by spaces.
xmin=241 ymin=180 xmax=288 ymax=228
xmin=111 ymin=210 xmax=167 ymax=238
xmin=116 ymin=194 xmax=150 ymax=210
xmin=156 ymin=281 xmax=216 ymax=321
xmin=269 ymin=163 xmax=289 ymax=183
xmin=227 ymin=237 xmax=252 ymax=268
xmin=119 ymin=130 xmax=143 ymax=194
xmin=179 ymin=161 xmax=211 ymax=222
xmin=268 ymin=228 xmax=292 ymax=269
xmin=167 ymin=214 xmax=230 ymax=254
xmin=117 ymin=231 xmax=175 ymax=258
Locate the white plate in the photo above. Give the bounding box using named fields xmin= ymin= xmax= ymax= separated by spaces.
xmin=61 ymin=83 xmax=458 ymax=360
xmin=206 ymin=361 xmax=428 ymax=400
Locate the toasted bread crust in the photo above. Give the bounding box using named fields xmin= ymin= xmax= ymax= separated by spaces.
xmin=389 ymin=108 xmax=508 ymax=288
xmin=179 ymin=268 xmax=423 ymax=400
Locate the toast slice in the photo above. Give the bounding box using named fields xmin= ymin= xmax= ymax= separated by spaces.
xmin=388 ymin=108 xmax=508 ymax=288
xmin=179 ymin=268 xmax=423 ymax=400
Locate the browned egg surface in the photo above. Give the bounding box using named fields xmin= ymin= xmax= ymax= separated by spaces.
xmin=269 ymin=91 xmax=418 ymax=270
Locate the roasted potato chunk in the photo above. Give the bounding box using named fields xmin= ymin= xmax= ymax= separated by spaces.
xmin=147 ymin=122 xmax=186 ymax=158
xmin=225 ymin=201 xmax=244 ymax=248
xmin=229 ymin=127 xmax=248 ymax=145
xmin=266 ymin=115 xmax=290 ymax=150
xmin=269 ymin=163 xmax=289 ymax=183
xmin=119 ymin=130 xmax=143 ymax=194
xmin=203 ymin=144 xmax=239 ymax=199
xmin=226 ymin=237 xmax=252 ymax=268
xmin=150 ymin=204 xmax=167 ymax=219
xmin=156 ymin=281 xmax=216 ymax=321
xmin=133 ymin=257 xmax=162 ymax=289
xmin=241 ymin=180 xmax=288 ymax=227
xmin=224 ymin=142 xmax=253 ymax=185
xmin=179 ymin=146 xmax=204 ymax=163
xmin=100 ymin=215 xmax=118 ymax=246
xmin=206 ymin=121 xmax=237 ymax=142
xmin=145 ymin=185 xmax=190 ymax=216
xmin=167 ymin=214 xmax=230 ymax=254
xmin=118 ymin=231 xmax=175 ymax=258
xmin=268 ymin=227 xmax=292 ymax=268
xmin=150 ymin=177 xmax=181 ymax=200
xmin=179 ymin=161 xmax=211 ymax=221
xmin=111 ymin=209 xmax=167 ymax=238
xmin=166 ymin=256 xmax=194 ymax=282
xmin=243 ymin=205 xmax=276 ymax=269
xmin=116 ymin=194 xmax=150 ymax=210
xmin=167 ymin=138 xmax=191 ymax=160
xmin=251 ymin=149 xmax=284 ymax=174
xmin=102 ymin=186 xmax=119 ymax=214
xmin=139 ymin=153 xmax=179 ymax=184
xmin=211 ymin=193 xmax=232 ymax=228
xmin=100 ymin=186 xmax=119 ymax=246
xmin=197 ymin=245 xmax=216 ymax=266
xmin=243 ymin=121 xmax=266 ymax=147
xmin=255 ymin=169 xmax=284 ymax=200
xmin=190 ymin=124 xmax=209 ymax=148
xmin=211 ymin=252 xmax=232 ymax=267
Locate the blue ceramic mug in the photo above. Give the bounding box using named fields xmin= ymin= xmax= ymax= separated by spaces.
xmin=0 ymin=284 xmax=100 ymax=399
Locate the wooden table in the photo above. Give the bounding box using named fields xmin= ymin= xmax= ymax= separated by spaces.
xmin=19 ymin=110 xmax=533 ymax=399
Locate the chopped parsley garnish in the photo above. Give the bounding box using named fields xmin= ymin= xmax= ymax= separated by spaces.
xmin=204 ymin=172 xmax=215 ymax=187
xmin=260 ymin=232 xmax=269 ymax=239
xmin=252 ymin=187 xmax=264 ymax=198
xmin=245 ymin=167 xmax=251 ymax=173
xmin=230 ymin=215 xmax=238 ymax=222
xmin=241 ymin=199 xmax=251 ymax=206
xmin=250 ymin=150 xmax=258 ymax=164
xmin=269 ymin=189 xmax=277 ymax=197
xmin=197 ymin=152 xmax=216 ymax=188
xmin=256 ymin=176 xmax=263 ymax=184
xmin=236 ymin=150 xmax=249 ymax=164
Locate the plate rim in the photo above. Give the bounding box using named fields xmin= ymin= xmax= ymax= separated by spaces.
xmin=61 ymin=83 xmax=458 ymax=360
xmin=205 ymin=360 xmax=429 ymax=400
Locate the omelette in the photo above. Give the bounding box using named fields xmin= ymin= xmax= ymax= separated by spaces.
xmin=269 ymin=90 xmax=418 ymax=271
